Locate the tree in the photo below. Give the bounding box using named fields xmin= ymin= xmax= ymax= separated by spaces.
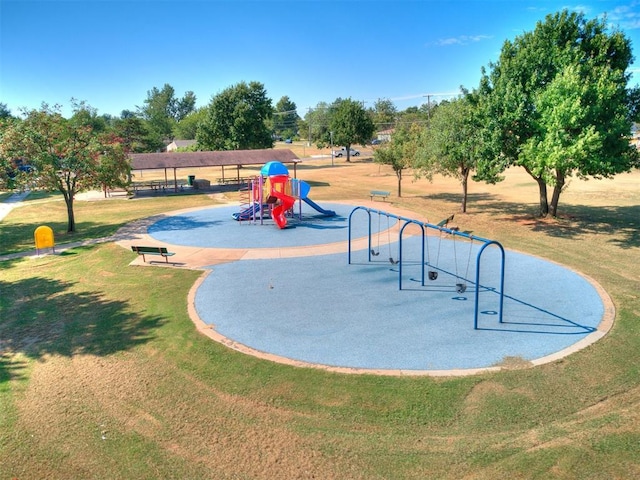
xmin=415 ymin=95 xmax=480 ymax=213
xmin=95 ymin=134 xmax=132 ymax=197
xmin=0 ymin=103 xmax=13 ymax=120
xmin=370 ymin=98 xmax=397 ymax=132
xmin=70 ymin=98 xmax=108 ymax=133
xmin=0 ymin=104 xmax=130 ymax=232
xmin=330 ymin=98 xmax=375 ymax=161
xmin=137 ymin=84 xmax=196 ymax=142
xmin=197 ymin=81 xmax=273 ymax=151
xmin=304 ymin=102 xmax=332 ymax=147
xmin=111 ymin=115 xmax=161 ymax=153
xmin=374 ymin=123 xmax=422 ymax=197
xmin=175 ymin=107 xmax=207 ymax=140
xmin=477 ymin=10 xmax=638 ymax=217
xmin=396 ymin=105 xmax=430 ymax=127
xmin=273 ymin=96 xmax=299 ymax=140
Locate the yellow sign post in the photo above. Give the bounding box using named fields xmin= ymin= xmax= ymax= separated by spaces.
xmin=34 ymin=225 xmax=55 ymax=255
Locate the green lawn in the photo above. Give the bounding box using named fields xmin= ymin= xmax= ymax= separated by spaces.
xmin=1 ymin=168 xmax=640 ymax=479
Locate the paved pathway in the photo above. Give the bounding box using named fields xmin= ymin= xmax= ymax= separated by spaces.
xmin=0 ymin=190 xmax=30 ymax=221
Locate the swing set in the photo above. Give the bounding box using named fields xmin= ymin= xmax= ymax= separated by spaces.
xmin=369 ymin=211 xmax=400 ymax=264
xmin=347 ymin=206 xmax=506 ymax=330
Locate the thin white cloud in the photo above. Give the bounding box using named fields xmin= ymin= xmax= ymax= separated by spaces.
xmin=431 ymin=34 xmax=492 ymax=47
xmin=607 ymin=1 xmax=640 ymax=29
xmin=526 ymin=5 xmax=591 ymax=14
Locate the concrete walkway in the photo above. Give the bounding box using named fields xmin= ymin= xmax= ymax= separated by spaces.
xmin=0 ymin=190 xmax=31 ymax=221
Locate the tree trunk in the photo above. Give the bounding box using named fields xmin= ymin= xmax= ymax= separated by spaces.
xmin=523 ymin=166 xmax=549 ymax=216
xmin=461 ymin=168 xmax=469 ymax=213
xmin=396 ymin=169 xmax=402 ymax=198
xmin=65 ymin=194 xmax=76 ymax=233
xmin=549 ymin=169 xmax=565 ymax=217
xmin=536 ymin=177 xmax=549 ymax=217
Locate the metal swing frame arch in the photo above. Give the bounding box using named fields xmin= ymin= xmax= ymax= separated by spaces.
xmin=348 ymin=206 xmax=506 ymax=330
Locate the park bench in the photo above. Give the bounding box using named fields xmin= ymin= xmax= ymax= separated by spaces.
xmin=130 ymin=245 xmax=176 ymax=263
xmin=370 ymin=190 xmax=390 ymax=201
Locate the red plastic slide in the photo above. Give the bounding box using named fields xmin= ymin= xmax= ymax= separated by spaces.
xmin=271 ymin=190 xmax=295 ymax=229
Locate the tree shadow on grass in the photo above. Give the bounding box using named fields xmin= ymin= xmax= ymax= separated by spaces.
xmin=483 ymin=202 xmax=640 ymax=248
xmin=421 ymin=192 xmax=640 ymax=248
xmin=0 ymin=276 xmax=165 ymax=383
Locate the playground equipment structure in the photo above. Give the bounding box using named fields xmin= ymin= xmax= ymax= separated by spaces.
xmin=233 ymin=161 xmax=335 ymax=229
xmin=348 ymin=206 xmax=506 ymax=330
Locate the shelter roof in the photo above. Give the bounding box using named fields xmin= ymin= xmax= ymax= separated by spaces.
xmin=129 ymin=148 xmax=300 ymax=170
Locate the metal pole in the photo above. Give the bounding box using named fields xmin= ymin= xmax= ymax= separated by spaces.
xmin=330 ymin=131 xmax=334 ymax=166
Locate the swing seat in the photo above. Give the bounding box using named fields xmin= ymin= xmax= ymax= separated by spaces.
xmin=436 ymin=214 xmax=455 ymax=228
xmin=456 ymin=283 xmax=467 ymax=293
xmin=428 ymin=270 xmax=438 ymax=280
xmin=370 ymin=249 xmax=380 ymax=256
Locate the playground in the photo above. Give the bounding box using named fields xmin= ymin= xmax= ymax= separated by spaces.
xmin=2 ymin=159 xmax=638 ymax=479
xmin=117 ymin=161 xmax=613 ymax=375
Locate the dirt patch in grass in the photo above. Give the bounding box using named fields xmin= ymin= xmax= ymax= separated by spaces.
xmin=13 ymin=352 xmax=359 ymax=479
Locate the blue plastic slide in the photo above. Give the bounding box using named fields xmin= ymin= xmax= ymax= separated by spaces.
xmin=232 ymin=203 xmax=263 ymax=221
xmin=302 ymin=198 xmax=336 ymax=217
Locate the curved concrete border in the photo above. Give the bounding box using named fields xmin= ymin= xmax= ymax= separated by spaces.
xmin=115 ymin=201 xmax=615 ymax=377
xmin=186 ymin=268 xmax=615 ymax=377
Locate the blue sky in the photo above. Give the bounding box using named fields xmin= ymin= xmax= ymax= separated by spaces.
xmin=1 ymin=0 xmax=639 ymax=118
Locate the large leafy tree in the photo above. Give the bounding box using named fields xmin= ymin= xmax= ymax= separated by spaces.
xmin=197 ymin=81 xmax=273 ymax=151
xmin=174 ymin=107 xmax=207 ymax=141
xmin=477 ymin=10 xmax=638 ymax=217
xmin=374 ymin=123 xmax=422 ymax=197
xmin=137 ymin=84 xmax=196 ymax=142
xmin=304 ymin=102 xmax=332 ymax=148
xmin=0 ymin=104 xmax=18 ymax=189
xmin=0 ymin=104 xmax=130 ymax=232
xmin=273 ymin=96 xmax=299 ymax=140
xmin=415 ymin=95 xmax=481 ymax=213
xmin=330 ymin=98 xmax=375 ymax=162
xmin=111 ymin=114 xmax=161 ymax=153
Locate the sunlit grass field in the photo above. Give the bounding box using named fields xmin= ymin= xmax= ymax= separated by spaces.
xmin=1 ymin=156 xmax=639 ymax=479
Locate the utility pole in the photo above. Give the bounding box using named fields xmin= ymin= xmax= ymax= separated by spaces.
xmin=330 ymin=131 xmax=334 ymax=166
xmin=422 ymin=92 xmax=458 ymax=121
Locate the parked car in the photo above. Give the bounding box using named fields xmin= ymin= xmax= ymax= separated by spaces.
xmin=371 ymin=139 xmax=382 ymax=145
xmin=285 ymin=138 xmax=293 ymax=144
xmin=333 ymin=147 xmax=360 ymax=157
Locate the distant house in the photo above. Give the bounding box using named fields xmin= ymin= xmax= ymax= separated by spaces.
xmin=631 ymin=123 xmax=640 ymax=150
xmin=166 ymin=140 xmax=197 ymax=152
xmin=375 ymin=128 xmax=394 ymax=143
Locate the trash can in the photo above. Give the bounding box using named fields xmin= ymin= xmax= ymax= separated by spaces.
xmin=187 ymin=175 xmax=196 ymax=186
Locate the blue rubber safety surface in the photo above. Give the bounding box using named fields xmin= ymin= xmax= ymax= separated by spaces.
xmin=148 ymin=203 xmax=397 ymax=248
xmin=150 ymin=203 xmax=606 ymax=372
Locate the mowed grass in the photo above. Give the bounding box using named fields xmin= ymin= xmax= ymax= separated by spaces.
xmin=1 ymin=159 xmax=640 ymax=479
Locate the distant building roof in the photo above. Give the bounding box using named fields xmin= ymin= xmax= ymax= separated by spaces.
xmin=166 ymin=140 xmax=197 ymax=151
xmin=129 ymin=149 xmax=300 ymax=170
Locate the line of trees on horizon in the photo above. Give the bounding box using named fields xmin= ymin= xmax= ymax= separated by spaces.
xmin=0 ymin=88 xmax=431 ymax=151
